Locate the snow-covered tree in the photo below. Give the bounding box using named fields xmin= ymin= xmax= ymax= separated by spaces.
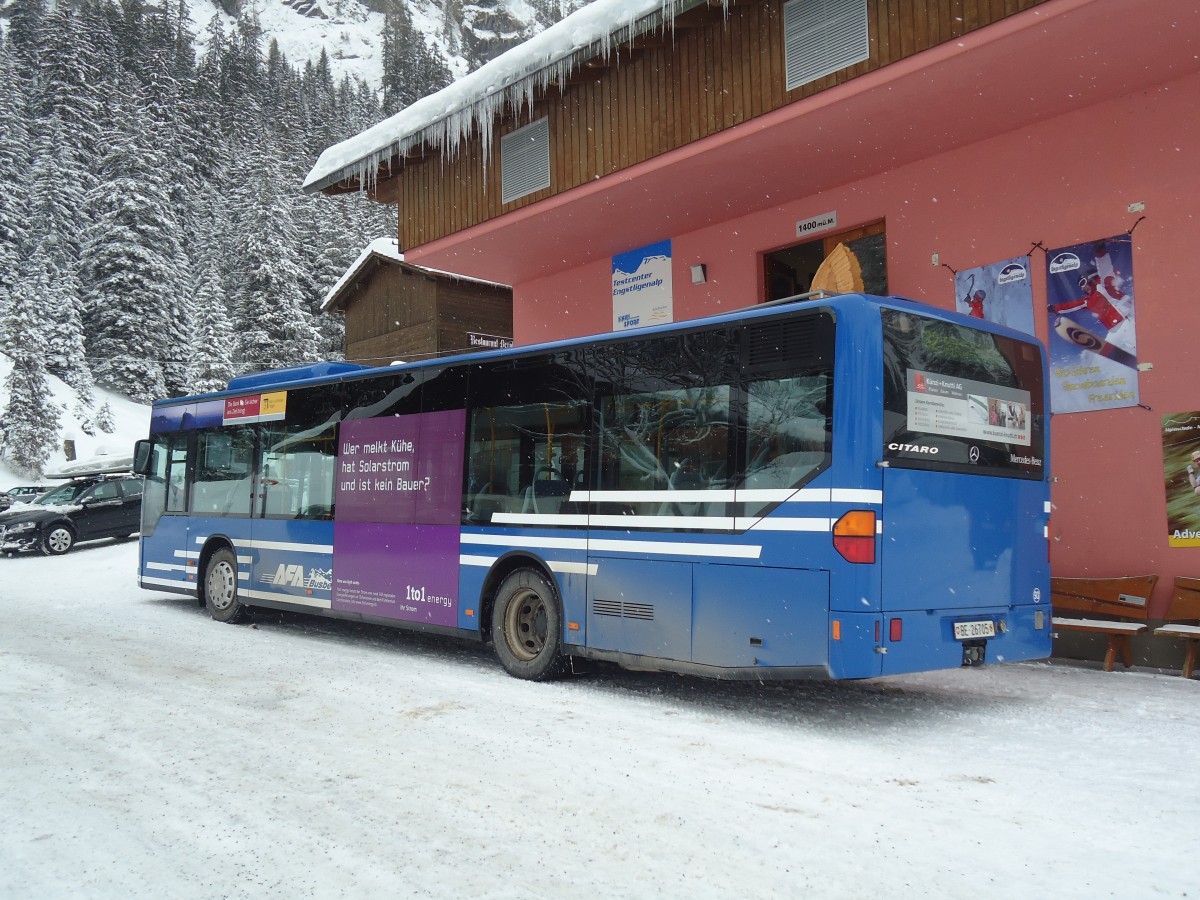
xmin=0 ymin=48 xmax=32 ymax=314
xmin=382 ymin=0 xmax=452 ymax=115
xmin=230 ymin=137 xmax=322 ymax=374
xmin=0 ymin=285 xmax=61 ymax=478
xmin=81 ymin=81 xmax=190 ymax=402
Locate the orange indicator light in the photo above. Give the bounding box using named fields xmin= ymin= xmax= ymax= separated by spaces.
xmin=832 ymin=620 xmax=841 ymax=641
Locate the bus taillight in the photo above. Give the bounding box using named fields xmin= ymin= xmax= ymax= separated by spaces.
xmin=833 ymin=511 xmax=876 ymax=564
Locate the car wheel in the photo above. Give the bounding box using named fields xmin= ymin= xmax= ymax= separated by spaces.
xmin=203 ymin=546 xmax=249 ymax=623
xmin=41 ymin=525 xmax=75 ymax=555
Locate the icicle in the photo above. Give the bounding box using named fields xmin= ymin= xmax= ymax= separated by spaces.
xmin=309 ymin=0 xmax=730 ymax=193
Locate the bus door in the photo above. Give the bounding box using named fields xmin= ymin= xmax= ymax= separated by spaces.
xmin=878 ymin=307 xmax=1048 ymax=674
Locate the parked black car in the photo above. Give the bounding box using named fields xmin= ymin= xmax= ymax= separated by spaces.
xmin=0 ymin=474 xmax=143 ymax=555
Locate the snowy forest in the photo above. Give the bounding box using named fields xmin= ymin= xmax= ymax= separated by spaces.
xmin=0 ymin=0 xmax=584 ymax=476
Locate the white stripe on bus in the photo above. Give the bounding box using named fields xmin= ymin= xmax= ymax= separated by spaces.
xmin=192 ymin=536 xmax=334 ymax=554
xmin=242 ymin=587 xmax=332 ymax=609
xmin=567 ymin=487 xmax=883 ymax=505
xmin=146 ymin=562 xmax=188 ymax=572
xmin=462 ymin=532 xmax=761 ymax=560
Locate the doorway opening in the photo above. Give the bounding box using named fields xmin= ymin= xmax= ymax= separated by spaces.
xmin=763 ymin=220 xmax=888 ymax=301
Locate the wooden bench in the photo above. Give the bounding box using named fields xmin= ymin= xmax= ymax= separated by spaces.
xmin=1050 ymin=575 xmax=1159 ymax=672
xmin=1154 ymin=576 xmax=1200 ymax=679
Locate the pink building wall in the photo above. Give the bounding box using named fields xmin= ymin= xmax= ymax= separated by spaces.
xmin=515 ymin=70 xmax=1200 ymax=615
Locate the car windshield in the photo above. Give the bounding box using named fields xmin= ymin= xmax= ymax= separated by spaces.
xmin=36 ymin=483 xmax=91 ymax=505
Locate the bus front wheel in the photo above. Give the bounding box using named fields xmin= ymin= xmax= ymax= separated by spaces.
xmin=203 ymin=547 xmax=249 ymax=624
xmin=491 ymin=568 xmax=567 ymax=681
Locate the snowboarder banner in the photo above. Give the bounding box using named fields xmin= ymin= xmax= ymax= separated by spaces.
xmin=954 ymin=256 xmax=1035 ymax=335
xmin=1162 ymin=411 xmax=1200 ymax=548
xmin=1045 ymin=233 xmax=1138 ymax=413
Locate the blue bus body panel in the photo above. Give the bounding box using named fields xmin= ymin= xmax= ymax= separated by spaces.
xmin=692 ymin=565 xmax=829 ymax=667
xmin=138 ymin=515 xmax=197 ymax=594
xmin=140 ymin=515 xmax=335 ymax=610
xmin=879 ymin=468 xmax=1051 ymax=674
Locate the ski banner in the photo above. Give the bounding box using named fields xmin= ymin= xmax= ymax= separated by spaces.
xmin=1162 ymin=411 xmax=1200 ymax=548
xmin=1045 ymin=233 xmax=1138 ymax=413
xmin=954 ymin=256 xmax=1036 ymax=335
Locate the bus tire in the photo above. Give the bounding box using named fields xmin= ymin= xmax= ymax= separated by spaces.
xmin=491 ymin=568 xmax=567 ymax=681
xmin=203 ymin=546 xmax=249 ymax=624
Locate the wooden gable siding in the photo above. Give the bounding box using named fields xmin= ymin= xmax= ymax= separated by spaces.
xmin=436 ymin=281 xmax=514 ymax=354
xmin=341 ymin=264 xmax=514 ymax=364
xmin=396 ymin=0 xmax=1047 ymax=250
xmin=343 ymin=264 xmax=438 ymax=365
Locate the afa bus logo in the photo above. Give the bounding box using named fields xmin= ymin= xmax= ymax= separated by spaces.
xmin=261 ymin=564 xmax=332 ymax=591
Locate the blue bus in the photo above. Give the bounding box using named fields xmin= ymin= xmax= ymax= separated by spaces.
xmin=134 ymin=293 xmax=1051 ymax=680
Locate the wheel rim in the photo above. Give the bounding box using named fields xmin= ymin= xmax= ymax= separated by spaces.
xmin=504 ymin=586 xmax=548 ymax=661
xmin=207 ymin=560 xmax=237 ymax=611
xmin=47 ymin=528 xmax=72 ymax=553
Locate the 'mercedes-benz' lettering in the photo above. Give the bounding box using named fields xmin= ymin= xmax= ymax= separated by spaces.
xmin=888 ymin=443 xmax=939 ymax=454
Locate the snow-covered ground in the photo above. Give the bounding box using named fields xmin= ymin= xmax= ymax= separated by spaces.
xmin=0 ymin=539 xmax=1196 ymax=898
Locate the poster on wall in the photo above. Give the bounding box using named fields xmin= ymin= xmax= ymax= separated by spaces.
xmin=613 ymin=239 xmax=673 ymax=331
xmin=331 ymin=411 xmax=465 ymax=626
xmin=1045 ymin=234 xmax=1138 ymax=413
xmin=1161 ymin=411 xmax=1200 ymax=548
xmin=954 ymin=257 xmax=1035 ymax=334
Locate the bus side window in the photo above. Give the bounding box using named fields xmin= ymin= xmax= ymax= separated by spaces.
xmin=142 ymin=435 xmax=184 ymax=532
xmin=165 ymin=438 xmax=189 ymax=514
xmin=191 ymin=428 xmax=255 ymax=516
xmin=465 ymin=352 xmax=590 ymax=526
xmin=743 ymin=373 xmax=833 ymax=513
xmin=259 ymin=423 xmax=337 ymax=520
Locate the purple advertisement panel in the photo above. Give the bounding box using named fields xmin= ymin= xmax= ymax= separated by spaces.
xmin=332 ymin=410 xmax=465 ymax=625
xmin=336 ymin=409 xmax=465 ymax=525
xmin=331 ymin=522 xmax=459 ymax=625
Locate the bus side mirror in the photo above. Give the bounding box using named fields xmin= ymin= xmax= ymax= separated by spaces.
xmin=133 ymin=440 xmax=154 ymax=476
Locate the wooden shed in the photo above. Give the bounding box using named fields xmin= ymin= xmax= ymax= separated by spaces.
xmin=321 ymin=238 xmax=513 ymax=365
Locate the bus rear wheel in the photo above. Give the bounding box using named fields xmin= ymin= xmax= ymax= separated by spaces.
xmin=203 ymin=547 xmax=249 ymax=624
xmin=491 ymin=568 xmax=567 ymax=681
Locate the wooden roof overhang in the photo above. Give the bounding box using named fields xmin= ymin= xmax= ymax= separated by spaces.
xmin=396 ymin=0 xmax=1200 ymax=285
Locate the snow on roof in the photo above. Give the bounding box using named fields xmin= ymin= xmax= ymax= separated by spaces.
xmin=320 ymin=238 xmax=509 ymax=311
xmin=303 ymin=0 xmax=718 ymax=195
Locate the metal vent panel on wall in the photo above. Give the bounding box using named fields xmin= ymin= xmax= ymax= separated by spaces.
xmin=501 ymin=117 xmax=551 ymax=204
xmin=783 ymin=0 xmax=870 ymax=91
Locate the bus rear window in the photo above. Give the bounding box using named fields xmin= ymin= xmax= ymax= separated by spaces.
xmin=881 ymin=309 xmax=1045 ymax=479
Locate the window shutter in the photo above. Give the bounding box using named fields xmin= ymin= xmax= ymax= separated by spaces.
xmin=783 ymin=0 xmax=870 ymax=91
xmin=501 ymin=117 xmax=550 ymax=204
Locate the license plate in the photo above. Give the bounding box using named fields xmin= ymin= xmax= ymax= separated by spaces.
xmin=953 ymin=619 xmax=996 ymax=640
